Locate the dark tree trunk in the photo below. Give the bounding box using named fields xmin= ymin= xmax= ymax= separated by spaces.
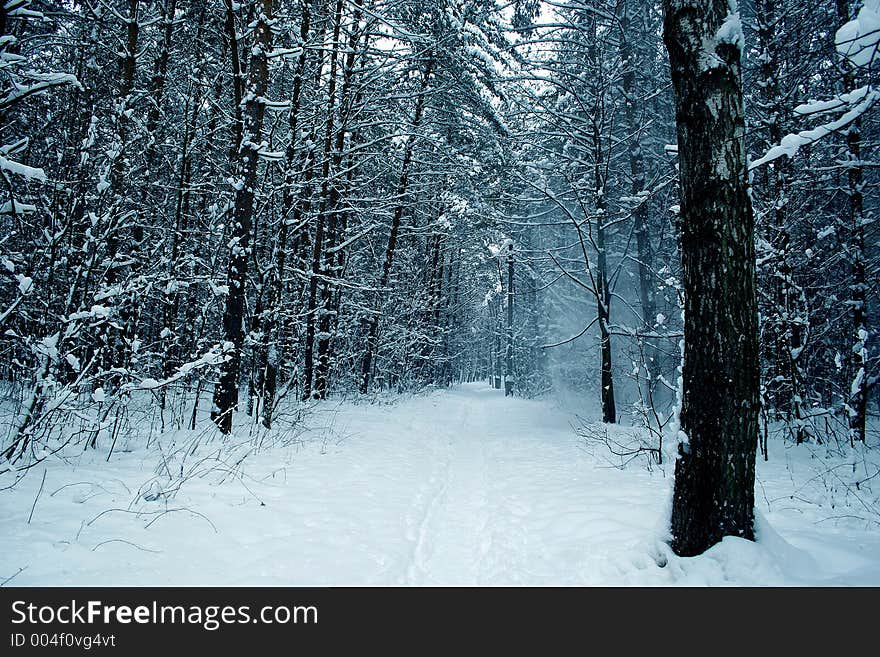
xmin=619 ymin=2 xmax=655 ymax=331
xmin=303 ymin=0 xmax=345 ymax=400
xmin=595 ymin=134 xmax=615 ymax=425
xmin=836 ymin=0 xmax=867 ymax=443
xmin=211 ymin=0 xmax=273 ymax=433
xmin=419 ymin=231 xmax=443 ymax=382
xmin=492 ymin=298 xmax=502 ymax=390
xmin=755 ymin=0 xmax=805 ymax=443
xmin=586 ymin=11 xmax=615 ymax=424
xmin=359 ymin=57 xmax=434 ymax=393
xmin=314 ymin=0 xmax=364 ymax=399
xmin=664 ymin=0 xmax=760 ymax=557
xmin=595 ymin=212 xmax=615 ymax=423
xmin=505 ymin=243 xmax=514 ymax=396
xmin=100 ymin=0 xmax=140 ymax=387
xmin=260 ymin=0 xmax=312 ymax=426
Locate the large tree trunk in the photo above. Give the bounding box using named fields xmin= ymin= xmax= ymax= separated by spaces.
xmin=664 ymin=0 xmax=760 ymax=557
xmin=211 ymin=0 xmax=273 ymax=433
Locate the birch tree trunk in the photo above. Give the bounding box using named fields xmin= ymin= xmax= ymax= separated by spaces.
xmin=664 ymin=0 xmax=760 ymax=556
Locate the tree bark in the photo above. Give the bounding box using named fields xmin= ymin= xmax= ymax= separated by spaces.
xmin=100 ymin=0 xmax=140 ymax=386
xmin=836 ymin=0 xmax=867 ymax=443
xmin=314 ymin=0 xmax=365 ymax=399
xmin=619 ymin=2 xmax=655 ymax=330
xmin=359 ymin=57 xmax=434 ymax=393
xmin=755 ymin=0 xmax=806 ymax=443
xmin=303 ymin=0 xmax=345 ymax=400
xmin=505 ymin=243 xmax=515 ymax=396
xmin=664 ymin=0 xmax=760 ymax=556
xmin=211 ymin=0 xmax=273 ymax=433
xmin=260 ymin=1 xmax=314 ymax=427
xmin=585 ymin=10 xmax=615 ymax=424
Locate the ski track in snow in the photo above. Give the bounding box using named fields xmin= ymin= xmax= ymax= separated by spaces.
xmin=2 ymin=383 xmax=880 ymax=586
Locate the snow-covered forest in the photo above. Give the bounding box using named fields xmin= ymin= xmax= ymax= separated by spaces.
xmin=1 ymin=0 xmax=879 ymax=585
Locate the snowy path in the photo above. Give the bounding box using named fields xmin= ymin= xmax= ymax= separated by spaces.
xmin=2 ymin=383 xmax=880 ymax=586
xmin=392 ymin=385 xmax=665 ymax=585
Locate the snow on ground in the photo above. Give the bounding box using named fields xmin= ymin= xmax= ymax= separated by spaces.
xmin=1 ymin=383 xmax=879 ymax=586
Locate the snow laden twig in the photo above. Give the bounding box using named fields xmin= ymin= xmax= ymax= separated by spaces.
xmin=122 ymin=343 xmax=232 ymax=393
xmin=751 ymin=87 xmax=880 ymax=170
xmin=752 ymin=2 xmax=880 ymax=170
